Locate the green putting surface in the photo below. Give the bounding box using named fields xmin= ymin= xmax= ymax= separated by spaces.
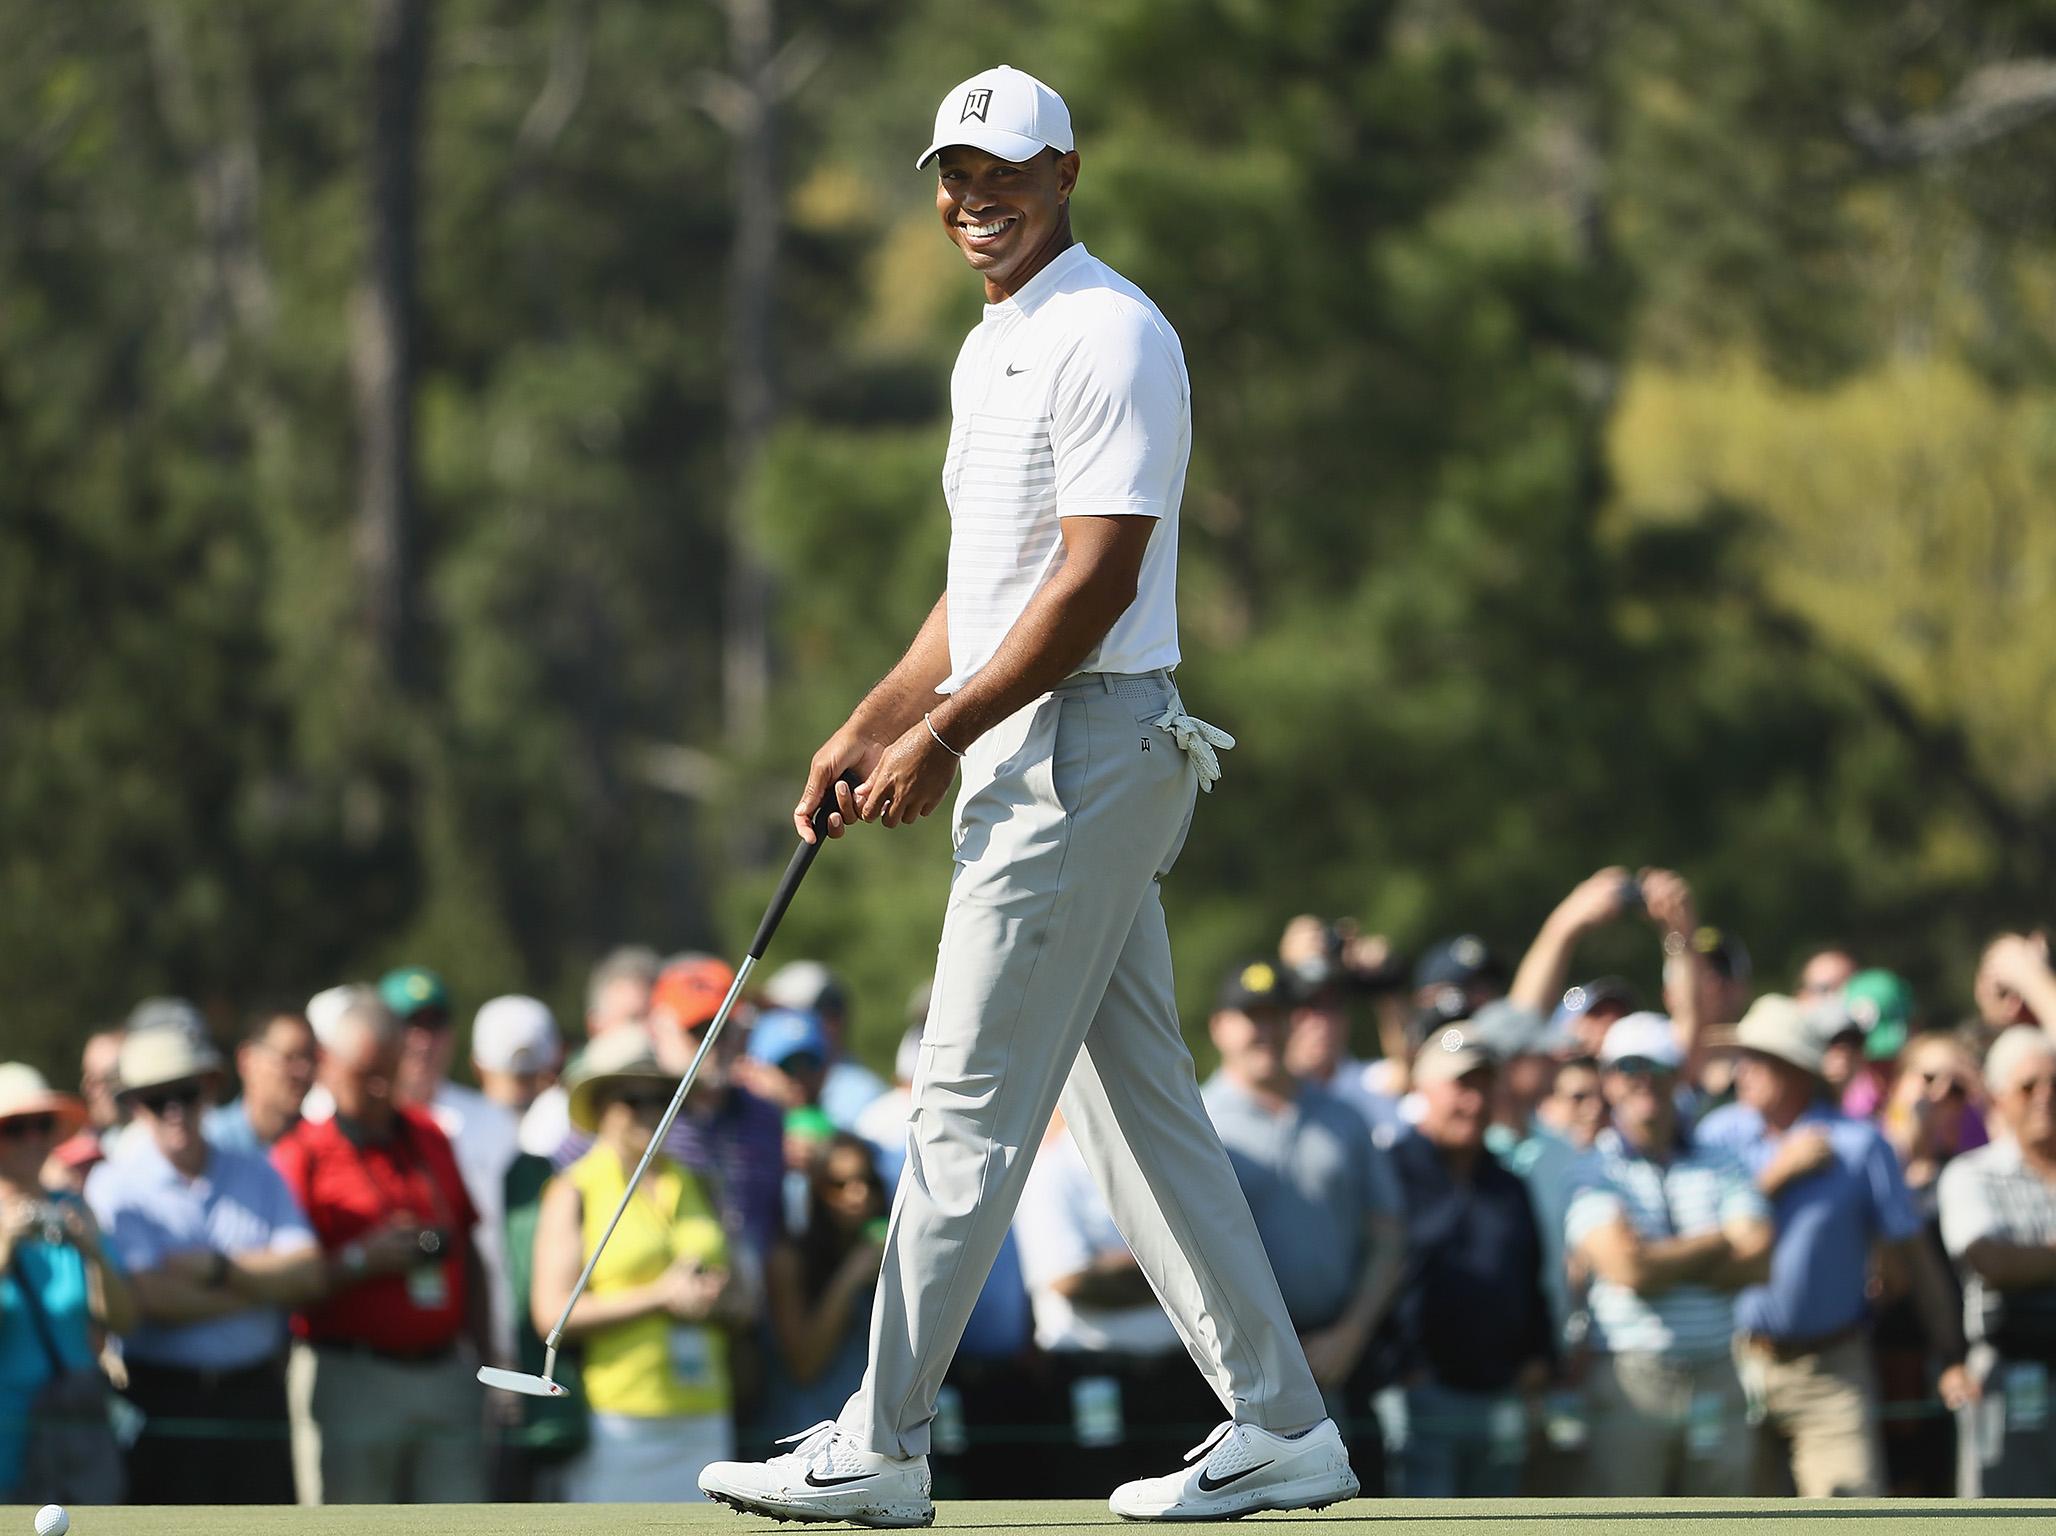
xmin=8 ymin=1503 xmax=2056 ymax=1535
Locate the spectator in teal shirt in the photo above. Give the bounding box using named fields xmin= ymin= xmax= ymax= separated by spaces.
xmin=0 ymin=1064 xmax=136 ymax=1501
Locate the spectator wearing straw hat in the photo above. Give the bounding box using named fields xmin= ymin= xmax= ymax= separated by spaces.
xmin=552 ymin=957 xmax=785 ymax=1263
xmin=1697 ymin=995 xmax=1975 ymax=1496
xmin=0 ymin=1063 xmax=136 ymax=1504
xmin=1565 ymin=1013 xmax=1770 ymax=1496
xmin=531 ymin=1028 xmax=747 ymax=1502
xmin=86 ymin=1027 xmax=324 ymax=1503
xmin=271 ymin=988 xmax=490 ymax=1504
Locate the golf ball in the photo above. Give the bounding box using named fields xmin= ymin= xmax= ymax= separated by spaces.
xmin=35 ymin=1508 xmax=68 ymax=1536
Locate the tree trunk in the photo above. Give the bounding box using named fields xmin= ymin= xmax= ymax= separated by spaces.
xmin=353 ymin=0 xmax=431 ymax=695
xmin=719 ymin=0 xmax=778 ymax=751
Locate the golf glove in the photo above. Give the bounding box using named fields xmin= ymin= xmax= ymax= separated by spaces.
xmin=1153 ymin=705 xmax=1235 ymax=792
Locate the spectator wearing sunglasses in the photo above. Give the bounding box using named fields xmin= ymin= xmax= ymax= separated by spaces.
xmin=1942 ymin=1027 xmax=2056 ymax=1496
xmin=85 ymin=1029 xmax=324 ymax=1503
xmin=0 ymin=1063 xmax=136 ymax=1504
xmin=533 ymin=1029 xmax=747 ymax=1502
xmin=1541 ymin=1058 xmax=1607 ymax=1151
xmin=551 ymin=958 xmax=785 ymax=1266
xmin=1873 ymin=1031 xmax=1984 ymax=1495
xmin=1565 ymin=1014 xmax=1770 ymax=1496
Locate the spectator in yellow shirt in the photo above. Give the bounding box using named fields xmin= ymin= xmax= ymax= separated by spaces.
xmin=531 ymin=1030 xmax=749 ymax=1501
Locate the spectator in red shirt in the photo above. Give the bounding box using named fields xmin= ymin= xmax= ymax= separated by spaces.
xmin=270 ymin=987 xmax=489 ymax=1504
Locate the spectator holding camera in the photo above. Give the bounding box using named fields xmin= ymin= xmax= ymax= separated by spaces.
xmin=86 ymin=1029 xmax=324 ymax=1503
xmin=1512 ymin=868 xmax=1711 ymax=1083
xmin=1565 ymin=1014 xmax=1771 ymax=1496
xmin=0 ymin=1064 xmax=135 ymax=1503
xmin=1697 ymin=995 xmax=1973 ymax=1496
xmin=1976 ymin=933 xmax=2056 ymax=1039
xmin=271 ymin=989 xmax=489 ymax=1503
xmin=1941 ymin=1027 xmax=2056 ymax=1496
xmin=533 ymin=1029 xmax=745 ymax=1501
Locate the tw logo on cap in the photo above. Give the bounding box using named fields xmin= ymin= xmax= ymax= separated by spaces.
xmin=960 ymin=88 xmax=993 ymax=124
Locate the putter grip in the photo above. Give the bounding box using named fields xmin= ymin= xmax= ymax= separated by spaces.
xmin=750 ymin=770 xmax=861 ymax=959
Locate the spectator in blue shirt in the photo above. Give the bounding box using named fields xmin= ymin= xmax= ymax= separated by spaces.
xmin=87 ymin=1030 xmax=325 ymax=1503
xmin=205 ymin=1006 xmax=317 ymax=1156
xmin=1 ymin=1064 xmax=135 ymax=1503
xmin=1566 ymin=1013 xmax=1771 ymax=1495
xmin=1381 ymin=1028 xmax=1552 ymax=1498
xmin=1696 ymin=994 xmax=1975 ymax=1496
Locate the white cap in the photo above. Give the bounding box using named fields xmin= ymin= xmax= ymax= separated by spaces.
xmin=306 ymin=985 xmax=358 ymax=1050
xmin=917 ymin=65 xmax=1074 ymax=169
xmin=473 ymin=995 xmax=562 ymax=1075
xmin=762 ymin=960 xmax=845 ymax=1015
xmin=1600 ymin=1011 xmax=1684 ymax=1071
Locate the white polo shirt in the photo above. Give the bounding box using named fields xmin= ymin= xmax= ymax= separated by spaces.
xmin=939 ymin=242 xmax=1188 ymax=693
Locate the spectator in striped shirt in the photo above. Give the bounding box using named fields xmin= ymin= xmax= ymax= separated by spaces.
xmin=1940 ymin=1026 xmax=2056 ymax=1496
xmin=1565 ymin=1013 xmax=1772 ymax=1495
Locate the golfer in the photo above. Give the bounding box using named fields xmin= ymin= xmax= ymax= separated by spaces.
xmin=699 ymin=65 xmax=1357 ymax=1526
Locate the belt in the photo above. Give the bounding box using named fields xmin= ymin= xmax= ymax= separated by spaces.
xmin=313 ymin=1336 xmax=461 ymax=1367
xmin=125 ymin=1354 xmax=286 ymax=1391
xmin=1050 ymin=668 xmax=1174 ymax=696
xmin=1740 ymin=1322 xmax=1866 ymax=1362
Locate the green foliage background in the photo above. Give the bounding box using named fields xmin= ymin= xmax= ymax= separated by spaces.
xmin=5 ymin=0 xmax=2053 ymax=1080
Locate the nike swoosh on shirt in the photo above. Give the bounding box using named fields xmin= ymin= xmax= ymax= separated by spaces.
xmin=804 ymin=1470 xmax=881 ymax=1488
xmin=1196 ymin=1461 xmax=1273 ymax=1492
xmin=1005 ymin=364 xmax=1030 ymax=376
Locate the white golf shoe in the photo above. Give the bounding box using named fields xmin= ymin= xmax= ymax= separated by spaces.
xmin=699 ymin=1420 xmax=934 ymax=1528
xmin=1109 ymin=1417 xmax=1359 ymax=1521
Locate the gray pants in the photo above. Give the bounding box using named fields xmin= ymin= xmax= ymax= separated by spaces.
xmin=308 ymin=1344 xmax=488 ymax=1504
xmin=839 ymin=671 xmax=1326 ymax=1458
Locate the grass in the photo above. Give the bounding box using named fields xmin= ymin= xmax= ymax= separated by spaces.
xmin=8 ymin=1501 xmax=2056 ymax=1536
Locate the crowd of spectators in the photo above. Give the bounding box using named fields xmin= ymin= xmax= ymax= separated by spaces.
xmin=5 ymin=873 xmax=2056 ymax=1507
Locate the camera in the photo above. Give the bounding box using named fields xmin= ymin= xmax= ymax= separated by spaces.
xmin=26 ymin=1202 xmax=70 ymax=1247
xmin=1617 ymin=877 xmax=1645 ymax=913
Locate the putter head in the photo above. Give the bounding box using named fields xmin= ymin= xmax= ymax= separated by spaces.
xmin=478 ymin=1365 xmax=569 ymax=1398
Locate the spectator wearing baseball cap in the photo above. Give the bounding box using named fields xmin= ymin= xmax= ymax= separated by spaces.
xmin=747 ymin=1008 xmax=836 ymax=1236
xmin=1381 ymin=1027 xmax=1553 ymax=1497
xmin=552 ymin=957 xmax=784 ymax=1264
xmin=86 ymin=1028 xmax=324 ymax=1503
xmin=1471 ymin=1001 xmax=1582 ymax=1347
xmin=378 ymin=970 xmax=523 ymax=1365
xmin=1696 ymin=995 xmax=1973 ymax=1495
xmin=1201 ymin=960 xmax=1406 ymax=1489
xmin=1412 ymin=935 xmax=1504 ymax=1018
xmin=760 ymin=961 xmax=888 ymax=1132
xmin=1563 ymin=1013 xmax=1771 ymax=1496
xmin=1832 ymin=970 xmax=1914 ymax=1121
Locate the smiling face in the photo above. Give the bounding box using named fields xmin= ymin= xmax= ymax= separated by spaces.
xmin=935 ymin=144 xmax=1079 ymax=301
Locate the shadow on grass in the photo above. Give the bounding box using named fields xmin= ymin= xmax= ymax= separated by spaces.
xmin=935 ymin=1508 xmax=2056 ymax=1530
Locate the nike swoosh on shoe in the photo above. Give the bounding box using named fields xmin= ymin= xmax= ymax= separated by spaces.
xmin=805 ymin=1470 xmax=882 ymax=1488
xmin=1195 ymin=1461 xmax=1273 ymax=1492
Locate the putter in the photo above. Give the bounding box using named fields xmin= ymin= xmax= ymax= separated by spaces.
xmin=480 ymin=772 xmax=859 ymax=1400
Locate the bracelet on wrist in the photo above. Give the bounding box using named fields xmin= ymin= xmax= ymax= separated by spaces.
xmin=923 ymin=712 xmax=963 ymax=758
